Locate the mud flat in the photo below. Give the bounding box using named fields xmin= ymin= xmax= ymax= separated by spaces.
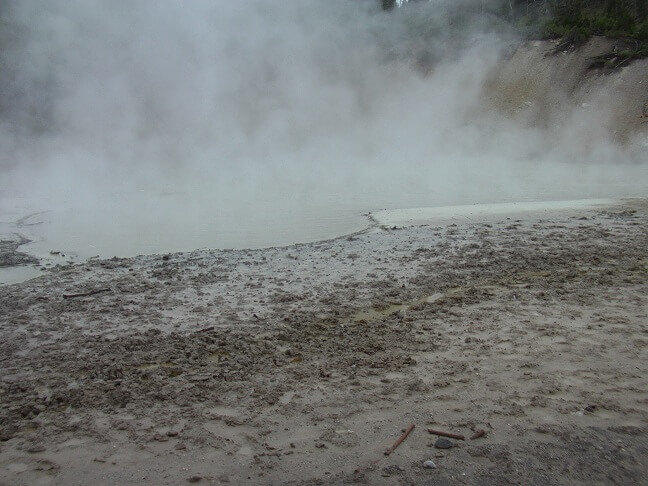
xmin=1 ymin=198 xmax=647 ymax=485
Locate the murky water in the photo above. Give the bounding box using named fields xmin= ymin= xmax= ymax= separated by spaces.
xmin=0 ymin=265 xmax=43 ymax=286
xmin=1 ymin=177 xmax=646 ymax=285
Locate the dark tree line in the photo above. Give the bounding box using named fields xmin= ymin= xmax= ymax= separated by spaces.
xmin=378 ymin=0 xmax=648 ymax=41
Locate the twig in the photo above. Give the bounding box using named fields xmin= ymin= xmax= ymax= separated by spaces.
xmin=427 ymin=429 xmax=465 ymax=440
xmin=470 ymin=429 xmax=486 ymax=440
xmin=63 ymin=288 xmax=111 ymax=299
xmin=384 ymin=424 xmax=415 ymax=456
xmin=354 ymin=424 xmax=416 ymax=473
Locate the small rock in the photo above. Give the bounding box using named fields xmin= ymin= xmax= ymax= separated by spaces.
xmin=434 ymin=438 xmax=454 ymax=449
xmin=187 ymin=476 xmax=202 ymax=483
xmin=423 ymin=460 xmax=437 ymax=469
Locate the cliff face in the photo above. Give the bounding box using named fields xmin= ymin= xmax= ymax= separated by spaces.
xmin=484 ymin=37 xmax=648 ymax=148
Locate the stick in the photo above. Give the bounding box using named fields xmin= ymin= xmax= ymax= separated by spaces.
xmin=427 ymin=429 xmax=465 ymax=440
xmin=354 ymin=424 xmax=416 ymax=473
xmin=470 ymin=429 xmax=486 ymax=440
xmin=63 ymin=288 xmax=111 ymax=299
xmin=384 ymin=424 xmax=415 ymax=456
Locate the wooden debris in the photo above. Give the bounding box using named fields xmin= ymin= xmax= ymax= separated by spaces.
xmin=384 ymin=424 xmax=415 ymax=456
xmin=427 ymin=428 xmax=465 ymax=440
xmin=355 ymin=424 xmax=416 ymax=474
xmin=470 ymin=429 xmax=486 ymax=440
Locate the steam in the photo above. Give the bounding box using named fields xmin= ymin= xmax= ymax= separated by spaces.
xmin=0 ymin=1 xmax=646 ymax=254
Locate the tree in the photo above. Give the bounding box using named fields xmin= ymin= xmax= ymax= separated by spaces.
xmin=381 ymin=0 xmax=397 ymax=11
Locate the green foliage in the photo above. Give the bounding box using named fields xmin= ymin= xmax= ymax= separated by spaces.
xmin=542 ymin=18 xmax=572 ymax=38
xmin=637 ymin=20 xmax=648 ymax=40
xmin=564 ymin=25 xmax=590 ymax=44
xmin=389 ymin=0 xmax=648 ymax=57
xmin=590 ymin=14 xmax=618 ymax=35
xmin=516 ymin=14 xmax=550 ymax=38
xmin=381 ymin=0 xmax=397 ymax=11
xmin=549 ymin=0 xmax=585 ymax=25
xmin=532 ymin=0 xmax=648 ymax=41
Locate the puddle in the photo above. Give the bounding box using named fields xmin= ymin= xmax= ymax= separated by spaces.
xmin=0 ymin=265 xmax=43 ymax=285
xmin=0 ymin=194 xmax=370 ymax=266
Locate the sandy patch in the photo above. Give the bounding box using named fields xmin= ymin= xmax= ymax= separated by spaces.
xmin=0 ymin=198 xmax=647 ymax=485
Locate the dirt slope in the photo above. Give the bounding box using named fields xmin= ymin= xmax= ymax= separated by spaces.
xmin=484 ymin=37 xmax=648 ymax=146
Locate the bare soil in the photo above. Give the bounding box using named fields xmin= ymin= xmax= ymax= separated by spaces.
xmin=1 ymin=199 xmax=647 ymax=485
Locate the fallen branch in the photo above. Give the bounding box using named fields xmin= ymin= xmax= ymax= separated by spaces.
xmin=63 ymin=288 xmax=111 ymax=299
xmin=427 ymin=429 xmax=465 ymax=440
xmin=384 ymin=424 xmax=415 ymax=456
xmin=354 ymin=424 xmax=416 ymax=474
xmin=470 ymin=429 xmax=486 ymax=440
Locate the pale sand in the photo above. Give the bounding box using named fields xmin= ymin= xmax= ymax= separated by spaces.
xmin=0 ymin=198 xmax=647 ymax=485
xmin=371 ymin=198 xmax=616 ymax=226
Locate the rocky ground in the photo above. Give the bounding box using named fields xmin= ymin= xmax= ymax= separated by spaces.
xmin=0 ymin=199 xmax=647 ymax=485
xmin=0 ymin=235 xmax=38 ymax=268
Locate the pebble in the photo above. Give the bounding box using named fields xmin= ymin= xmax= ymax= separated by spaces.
xmin=434 ymin=438 xmax=454 ymax=449
xmin=423 ymin=460 xmax=437 ymax=469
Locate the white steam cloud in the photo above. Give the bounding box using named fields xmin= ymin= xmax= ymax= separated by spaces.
xmin=0 ymin=0 xmax=646 ymax=256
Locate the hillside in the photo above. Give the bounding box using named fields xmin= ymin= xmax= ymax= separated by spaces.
xmin=485 ymin=36 xmax=648 ymax=149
